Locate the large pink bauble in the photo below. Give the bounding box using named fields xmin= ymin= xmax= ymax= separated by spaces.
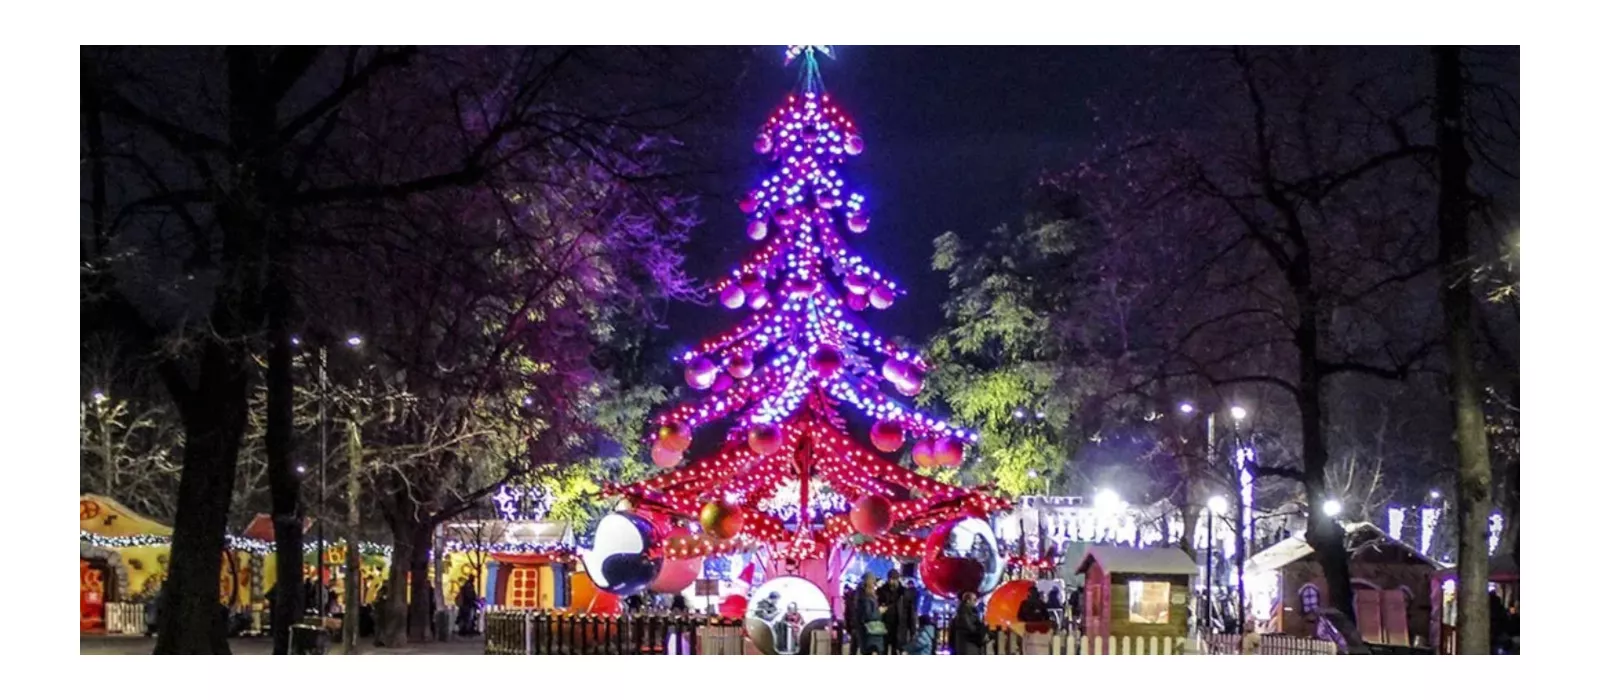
xmin=869 ymin=285 xmax=895 ymax=309
xmin=844 ymin=134 xmax=865 ymax=155
xmin=911 ymin=439 xmax=938 ymax=468
xmin=727 ymin=354 xmax=754 ymax=379
xmin=747 ymin=219 xmax=769 ymax=241
xmin=849 ymin=494 xmax=893 ymax=538
xmin=808 ymin=346 xmax=843 ymax=377
xmin=651 ymin=444 xmax=683 ymax=468
xmin=869 ymin=420 xmax=905 ymax=452
xmin=739 ymin=193 xmax=759 ymax=214
xmin=846 ymin=292 xmax=869 ymax=311
xmin=918 ymin=517 xmax=1003 ymax=599
xmin=657 ymin=422 xmax=692 ymax=452
xmin=843 ymin=273 xmax=872 ymax=295
xmin=711 ymin=372 xmax=735 ymax=392
xmin=933 ymin=436 xmax=965 ymax=466
xmin=685 ymin=357 xmax=717 ymax=390
xmin=897 ymin=377 xmax=923 ymax=397
xmin=881 ymin=359 xmax=909 ymax=386
xmin=754 ymin=133 xmax=773 ymax=154
xmin=847 ymin=211 xmax=870 ymax=234
xmin=651 ymin=528 xmax=703 ymax=593
xmin=748 ymin=424 xmax=784 ymax=455
xmin=747 ymin=289 xmax=771 ymax=310
xmin=720 ymin=285 xmax=746 ymax=310
xmin=739 ymin=273 xmax=765 ymax=294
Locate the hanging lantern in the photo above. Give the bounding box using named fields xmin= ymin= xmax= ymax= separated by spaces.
xmin=912 ymin=439 xmax=938 ymax=468
xmin=844 ymin=273 xmax=872 ymax=295
xmin=754 ymin=132 xmax=773 ymax=154
xmin=651 ymin=444 xmax=683 ymax=468
xmin=748 ymin=424 xmax=784 ymax=455
xmin=869 ymin=420 xmax=905 ymax=452
xmin=658 ymin=422 xmax=693 ymax=452
xmin=699 ymin=501 xmax=745 ymax=540
xmin=739 ymin=193 xmax=759 ymax=214
xmin=933 ymin=436 xmax=965 ymax=466
xmin=847 ymin=292 xmax=869 ymax=311
xmin=850 ymin=494 xmax=893 ymax=538
xmin=844 ymin=133 xmax=865 ymax=155
xmin=685 ymin=357 xmax=718 ymax=390
xmin=809 ymin=346 xmax=844 ymax=377
xmin=869 ymin=285 xmax=895 ymax=309
xmin=847 ymin=211 xmax=870 ymax=234
xmin=727 ymin=353 xmax=754 ymax=379
xmin=747 ymin=219 xmax=769 ymax=241
xmin=720 ymin=285 xmax=746 ymax=310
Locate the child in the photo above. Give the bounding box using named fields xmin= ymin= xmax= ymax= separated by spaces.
xmin=907 ymin=614 xmax=937 ymax=655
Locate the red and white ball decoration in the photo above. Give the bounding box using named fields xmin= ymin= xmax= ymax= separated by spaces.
xmin=685 ymin=357 xmax=718 ymax=390
xmin=932 ymin=436 xmax=965 ymax=466
xmin=846 ymin=211 xmax=870 ymax=234
xmin=747 ymin=219 xmax=769 ymax=241
xmin=727 ymin=353 xmax=754 ymax=379
xmin=869 ymin=420 xmax=905 ymax=452
xmin=651 ymin=443 xmax=683 ymax=468
xmin=918 ymin=517 xmax=1003 ymax=599
xmin=849 ymin=494 xmax=893 ymax=538
xmin=808 ymin=346 xmax=844 ymax=377
xmin=868 ymin=284 xmax=895 ymax=310
xmin=699 ymin=500 xmax=745 ymax=540
xmin=748 ymin=423 xmax=784 ymax=455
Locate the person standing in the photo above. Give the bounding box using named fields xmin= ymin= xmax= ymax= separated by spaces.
xmin=841 ymin=585 xmax=860 ymax=655
xmin=455 ymin=576 xmax=480 ymax=637
xmin=949 ymin=591 xmax=988 ymax=655
xmin=877 ymin=569 xmax=907 ymax=654
xmin=855 ymin=573 xmax=886 ymax=654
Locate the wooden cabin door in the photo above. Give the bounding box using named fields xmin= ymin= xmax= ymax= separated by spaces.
xmin=506 ymin=567 xmax=541 ymax=609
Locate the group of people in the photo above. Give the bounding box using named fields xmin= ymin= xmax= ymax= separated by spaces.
xmin=843 ymin=568 xmax=927 ymax=654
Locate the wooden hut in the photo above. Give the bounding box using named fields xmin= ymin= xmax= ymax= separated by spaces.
xmin=1073 ymin=545 xmax=1196 ymax=640
xmin=460 ymin=521 xmax=579 ymax=610
xmin=1430 ymin=553 xmax=1518 ymax=654
xmin=1243 ymin=521 xmax=1442 ymax=647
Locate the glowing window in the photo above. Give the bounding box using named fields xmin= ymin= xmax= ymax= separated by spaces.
xmin=1128 ymin=580 xmax=1171 ymax=624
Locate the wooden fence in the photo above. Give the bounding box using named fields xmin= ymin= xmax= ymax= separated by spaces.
xmin=104 ymin=602 xmax=144 ymax=635
xmin=484 ymin=609 xmax=743 ymax=655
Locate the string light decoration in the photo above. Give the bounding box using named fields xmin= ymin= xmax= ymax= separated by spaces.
xmin=612 ymin=50 xmax=1008 ymax=563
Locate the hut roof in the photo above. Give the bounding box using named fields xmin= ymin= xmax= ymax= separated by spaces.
xmin=240 ymin=514 xmax=314 ymax=541
xmin=79 ymin=494 xmax=173 ymax=538
xmin=1073 ymin=545 xmax=1197 ymax=577
xmin=1245 ymin=521 xmax=1444 ymax=575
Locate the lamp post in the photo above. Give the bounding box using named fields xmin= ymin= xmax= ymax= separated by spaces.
xmin=306 ymin=333 xmax=361 ymax=616
xmin=1205 ymin=496 xmax=1227 ymax=631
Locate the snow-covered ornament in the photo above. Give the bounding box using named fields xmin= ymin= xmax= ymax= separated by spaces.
xmin=747 ymin=219 xmax=769 ymax=241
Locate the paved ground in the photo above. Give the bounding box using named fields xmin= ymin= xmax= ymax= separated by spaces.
xmin=80 ymin=634 xmax=485 ymax=655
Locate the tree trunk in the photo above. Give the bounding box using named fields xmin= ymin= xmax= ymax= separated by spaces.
xmin=154 ymin=346 xmax=251 ymax=654
xmin=407 ymin=523 xmax=434 ymax=644
xmin=266 ymin=273 xmax=302 ymax=654
xmin=1434 ymin=44 xmax=1494 ymax=655
xmin=342 ymin=416 xmax=362 ymax=654
xmin=377 ymin=502 xmax=416 ymax=648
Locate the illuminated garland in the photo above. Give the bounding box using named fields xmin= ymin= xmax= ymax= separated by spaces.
xmin=80 ymin=531 xmax=574 ymax=560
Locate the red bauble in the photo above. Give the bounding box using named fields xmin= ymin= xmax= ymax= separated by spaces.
xmin=847 ymin=211 xmax=870 ymax=234
xmin=843 ymin=273 xmax=872 ymax=295
xmin=727 ymin=354 xmax=754 ymax=379
xmin=754 ymin=133 xmax=773 ymax=154
xmin=651 ymin=443 xmax=683 ymax=468
xmin=651 ymin=527 xmax=703 ymax=593
xmin=747 ymin=289 xmax=771 ymax=310
xmin=846 ymin=292 xmax=869 ymax=311
xmin=809 ymin=346 xmax=844 ymax=377
xmin=747 ymin=219 xmax=769 ymax=241
xmin=711 ymin=372 xmax=735 ymax=392
xmin=869 ymin=420 xmax=905 ymax=452
xmin=739 ymin=273 xmax=765 ymax=294
xmin=918 ymin=517 xmax=1003 ymax=599
xmin=748 ymin=424 xmax=784 ymax=455
xmin=719 ymin=285 xmax=746 ymax=310
xmin=869 ymin=285 xmax=895 ymax=309
xmin=719 ymin=594 xmax=748 ymax=619
xmin=774 ymin=207 xmax=798 ymax=228
xmin=911 ymin=439 xmax=938 ymax=468
xmin=685 ymin=357 xmax=717 ymax=390
xmin=699 ymin=501 xmax=745 ymax=540
xmin=983 ymin=580 xmax=1035 ymax=629
xmin=933 ymin=436 xmax=965 ymax=466
xmin=658 ymin=422 xmax=692 ymax=452
xmin=895 ymin=365 xmax=925 ymax=396
xmin=897 ymin=378 xmax=923 ymax=397
xmin=881 ymin=359 xmax=909 ymax=385
xmin=739 ymin=193 xmax=759 ymax=214
xmin=849 ymin=494 xmax=893 ymax=538
xmin=844 ymin=134 xmax=865 ymax=155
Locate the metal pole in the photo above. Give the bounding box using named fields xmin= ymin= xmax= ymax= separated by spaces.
xmin=317 ymin=346 xmax=328 ymax=615
xmin=1205 ymin=508 xmax=1214 ymax=631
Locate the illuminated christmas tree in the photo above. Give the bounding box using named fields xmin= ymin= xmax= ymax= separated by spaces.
xmin=604 ymin=46 xmax=1007 ymax=578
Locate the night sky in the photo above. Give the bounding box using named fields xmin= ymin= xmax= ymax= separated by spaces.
xmin=667 ymin=46 xmax=1127 ymax=348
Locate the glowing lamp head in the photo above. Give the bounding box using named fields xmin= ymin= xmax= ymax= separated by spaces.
xmin=1230 ymin=406 xmax=1248 ymax=421
xmin=1207 ymin=496 xmax=1228 ymax=514
xmin=1179 ymin=402 xmax=1196 ymax=414
xmin=1094 ymin=489 xmax=1124 ymax=513
xmin=1322 ymin=499 xmax=1343 ymax=517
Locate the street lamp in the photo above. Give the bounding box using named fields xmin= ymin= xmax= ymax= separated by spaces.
xmin=1094 ymin=488 xmax=1124 ymax=513
xmin=310 ymin=332 xmax=363 ymax=615
xmin=1229 ymin=405 xmax=1247 ymax=421
xmin=1179 ymin=401 xmax=1196 ymax=414
xmin=1428 ymin=489 xmax=1441 ymax=500
xmin=1322 ymin=499 xmax=1343 ymax=517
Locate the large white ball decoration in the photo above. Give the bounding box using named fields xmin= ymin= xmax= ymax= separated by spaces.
xmin=720 ymin=285 xmax=746 ymax=310
xmin=844 ymin=134 xmax=865 ymax=155
xmin=744 ymin=576 xmax=832 ymax=655
xmin=869 ymin=285 xmax=895 ymax=309
xmin=685 ymin=357 xmax=718 ymax=390
xmin=581 ymin=512 xmax=661 ymax=596
xmin=747 ymin=219 xmax=769 ymax=241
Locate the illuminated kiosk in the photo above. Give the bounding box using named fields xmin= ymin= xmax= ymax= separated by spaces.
xmin=1073 ymin=545 xmax=1195 ymax=642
